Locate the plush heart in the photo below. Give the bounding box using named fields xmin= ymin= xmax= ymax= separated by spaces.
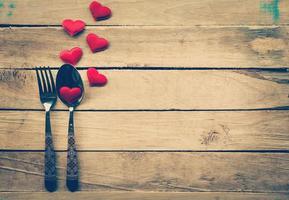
xmin=86 ymin=33 xmax=109 ymax=53
xmin=89 ymin=1 xmax=112 ymax=20
xmin=59 ymin=47 xmax=83 ymax=65
xmin=87 ymin=68 xmax=108 ymax=86
xmin=62 ymin=19 xmax=86 ymax=36
xmin=59 ymin=87 xmax=82 ymax=103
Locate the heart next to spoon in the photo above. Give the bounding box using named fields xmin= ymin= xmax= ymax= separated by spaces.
xmin=56 ymin=64 xmax=84 ymax=192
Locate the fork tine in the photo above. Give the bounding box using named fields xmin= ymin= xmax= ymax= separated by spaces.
xmin=40 ymin=67 xmax=48 ymax=93
xmin=35 ymin=67 xmax=43 ymax=96
xmin=44 ymin=67 xmax=52 ymax=93
xmin=48 ymin=67 xmax=56 ymax=94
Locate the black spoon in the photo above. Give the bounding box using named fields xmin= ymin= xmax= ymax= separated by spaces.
xmin=56 ymin=64 xmax=84 ymax=192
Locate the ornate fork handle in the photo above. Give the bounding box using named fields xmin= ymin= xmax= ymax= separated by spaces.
xmin=66 ymin=108 xmax=79 ymax=192
xmin=44 ymin=111 xmax=57 ymax=192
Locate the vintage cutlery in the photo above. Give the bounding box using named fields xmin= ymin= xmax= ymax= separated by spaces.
xmin=56 ymin=64 xmax=84 ymax=192
xmin=35 ymin=67 xmax=57 ymax=192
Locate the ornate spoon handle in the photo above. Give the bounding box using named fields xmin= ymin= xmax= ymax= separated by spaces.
xmin=44 ymin=111 xmax=57 ymax=192
xmin=66 ymin=108 xmax=79 ymax=192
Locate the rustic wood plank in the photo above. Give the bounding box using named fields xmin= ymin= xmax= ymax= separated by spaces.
xmin=0 ymin=0 xmax=288 ymax=25
xmin=1 ymin=152 xmax=289 ymax=192
xmin=1 ymin=192 xmax=289 ymax=200
xmin=0 ymin=27 xmax=289 ymax=68
xmin=0 ymin=69 xmax=289 ymax=110
xmin=1 ymin=110 xmax=289 ymax=150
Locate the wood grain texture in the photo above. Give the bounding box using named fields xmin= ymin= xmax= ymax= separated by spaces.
xmin=1 ymin=0 xmax=289 ymax=197
xmin=1 ymin=110 xmax=289 ymax=150
xmin=0 ymin=69 xmax=289 ymax=110
xmin=0 ymin=0 xmax=288 ymax=25
xmin=1 ymin=152 xmax=289 ymax=192
xmin=1 ymin=192 xmax=289 ymax=200
xmin=0 ymin=27 xmax=289 ymax=68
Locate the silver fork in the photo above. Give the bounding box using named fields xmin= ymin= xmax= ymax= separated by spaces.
xmin=36 ymin=67 xmax=57 ymax=192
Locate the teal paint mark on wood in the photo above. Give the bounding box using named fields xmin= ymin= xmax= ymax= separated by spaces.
xmin=6 ymin=10 xmax=12 ymax=16
xmin=8 ymin=2 xmax=14 ymax=8
xmin=0 ymin=1 xmax=16 ymax=17
xmin=260 ymin=0 xmax=280 ymax=23
xmin=7 ymin=2 xmax=15 ymax=16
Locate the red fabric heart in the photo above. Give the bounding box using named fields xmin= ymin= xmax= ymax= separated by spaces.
xmin=59 ymin=47 xmax=83 ymax=65
xmin=59 ymin=87 xmax=82 ymax=103
xmin=87 ymin=68 xmax=108 ymax=86
xmin=62 ymin=19 xmax=86 ymax=36
xmin=86 ymin=33 xmax=109 ymax=53
xmin=89 ymin=1 xmax=112 ymax=20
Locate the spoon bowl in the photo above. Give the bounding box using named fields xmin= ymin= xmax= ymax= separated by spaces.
xmin=56 ymin=64 xmax=84 ymax=107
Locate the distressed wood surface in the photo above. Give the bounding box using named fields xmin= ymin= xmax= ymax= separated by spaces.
xmin=1 ymin=110 xmax=289 ymax=150
xmin=1 ymin=0 xmax=289 ymax=196
xmin=1 ymin=152 xmax=289 ymax=192
xmin=0 ymin=27 xmax=289 ymax=68
xmin=1 ymin=192 xmax=289 ymax=200
xmin=0 ymin=69 xmax=289 ymax=110
xmin=0 ymin=0 xmax=288 ymax=25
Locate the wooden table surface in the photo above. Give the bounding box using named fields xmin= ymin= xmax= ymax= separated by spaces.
xmin=0 ymin=0 xmax=289 ymax=199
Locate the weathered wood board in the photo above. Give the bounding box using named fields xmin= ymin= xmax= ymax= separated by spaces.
xmin=1 ymin=152 xmax=289 ymax=192
xmin=0 ymin=110 xmax=289 ymax=150
xmin=0 ymin=27 xmax=289 ymax=68
xmin=0 ymin=0 xmax=288 ymax=25
xmin=0 ymin=69 xmax=288 ymax=110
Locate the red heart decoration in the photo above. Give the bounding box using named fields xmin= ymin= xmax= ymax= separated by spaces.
xmin=89 ymin=1 xmax=112 ymax=20
xmin=86 ymin=33 xmax=109 ymax=53
xmin=59 ymin=47 xmax=83 ymax=65
xmin=87 ymin=68 xmax=108 ymax=86
xmin=59 ymin=86 xmax=82 ymax=103
xmin=62 ymin=19 xmax=86 ymax=36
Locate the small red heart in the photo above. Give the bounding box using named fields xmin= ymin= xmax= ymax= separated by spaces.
xmin=59 ymin=86 xmax=82 ymax=103
xmin=62 ymin=19 xmax=86 ymax=36
xmin=59 ymin=47 xmax=83 ymax=65
xmin=86 ymin=33 xmax=109 ymax=53
xmin=89 ymin=1 xmax=112 ymax=20
xmin=87 ymin=68 xmax=108 ymax=86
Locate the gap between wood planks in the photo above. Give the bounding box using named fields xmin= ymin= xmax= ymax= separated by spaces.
xmin=1 ymin=191 xmax=289 ymax=198
xmin=1 ymin=24 xmax=289 ymax=28
xmin=1 ymin=66 xmax=289 ymax=71
xmin=1 ymin=107 xmax=289 ymax=112
xmin=1 ymin=150 xmax=289 ymax=153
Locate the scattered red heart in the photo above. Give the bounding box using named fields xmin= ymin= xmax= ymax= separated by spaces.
xmin=86 ymin=33 xmax=109 ymax=53
xmin=87 ymin=68 xmax=108 ymax=86
xmin=59 ymin=86 xmax=82 ymax=103
xmin=89 ymin=1 xmax=112 ymax=21
xmin=59 ymin=47 xmax=83 ymax=65
xmin=59 ymin=2 xmax=111 ymax=88
xmin=62 ymin=19 xmax=86 ymax=36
